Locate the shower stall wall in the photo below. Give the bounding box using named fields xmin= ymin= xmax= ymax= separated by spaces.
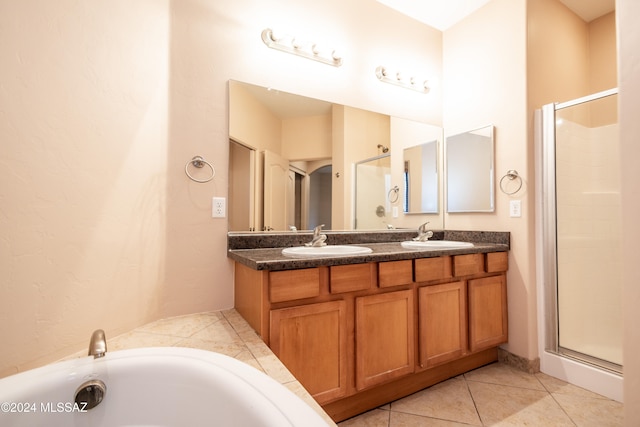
xmin=537 ymin=88 xmax=623 ymax=402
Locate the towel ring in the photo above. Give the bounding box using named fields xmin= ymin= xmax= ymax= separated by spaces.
xmin=499 ymin=170 xmax=522 ymax=195
xmin=388 ymin=185 xmax=400 ymax=203
xmin=185 ymin=156 xmax=215 ymax=183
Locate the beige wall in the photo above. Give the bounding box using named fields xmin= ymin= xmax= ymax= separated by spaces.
xmin=443 ymin=0 xmax=535 ymax=359
xmin=2 ymin=2 xmax=638 ymax=419
xmin=528 ymin=0 xmax=590 ymax=109
xmin=0 ymin=0 xmax=174 ymax=376
xmin=619 ymin=0 xmax=640 ymax=421
xmin=590 ymin=12 xmax=617 ymax=93
xmin=528 ymin=2 xmax=616 ymax=113
xmin=0 ymin=0 xmax=442 ymax=376
xmin=282 ymin=115 xmax=332 ymax=161
xmin=229 ymin=82 xmax=282 ymax=153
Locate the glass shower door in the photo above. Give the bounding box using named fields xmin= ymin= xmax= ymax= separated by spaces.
xmin=553 ymin=90 xmax=622 ymax=372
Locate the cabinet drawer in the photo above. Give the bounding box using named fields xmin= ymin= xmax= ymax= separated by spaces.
xmin=486 ymin=252 xmax=508 ymax=273
xmin=453 ymin=253 xmax=485 ymax=276
xmin=378 ymin=260 xmax=413 ymax=288
xmin=415 ymin=256 xmax=452 ymax=282
xmin=330 ymin=263 xmax=374 ymax=293
xmin=269 ymin=268 xmax=320 ymax=303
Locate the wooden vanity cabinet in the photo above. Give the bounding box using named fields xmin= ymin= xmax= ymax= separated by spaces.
xmin=233 ymin=250 xmax=509 ymax=422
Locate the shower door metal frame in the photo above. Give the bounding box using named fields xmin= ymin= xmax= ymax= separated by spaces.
xmin=540 ymin=87 xmax=621 ymax=374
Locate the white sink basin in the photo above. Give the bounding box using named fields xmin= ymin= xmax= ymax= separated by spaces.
xmin=282 ymin=245 xmax=373 ymax=258
xmin=401 ymin=240 xmax=474 ymax=249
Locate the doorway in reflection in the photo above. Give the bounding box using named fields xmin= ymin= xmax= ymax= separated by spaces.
xmin=309 ymin=165 xmax=332 ymax=230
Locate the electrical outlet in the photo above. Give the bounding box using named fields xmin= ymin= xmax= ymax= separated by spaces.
xmin=212 ymin=197 xmax=226 ymax=218
xmin=509 ymin=200 xmax=521 ymax=218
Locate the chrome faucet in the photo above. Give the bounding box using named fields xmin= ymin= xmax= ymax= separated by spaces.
xmin=305 ymin=224 xmax=327 ymax=247
xmin=88 ymin=329 xmax=107 ymax=359
xmin=413 ymin=222 xmax=433 ymax=242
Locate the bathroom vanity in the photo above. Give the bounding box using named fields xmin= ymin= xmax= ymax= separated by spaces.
xmin=228 ymin=230 xmax=509 ymax=422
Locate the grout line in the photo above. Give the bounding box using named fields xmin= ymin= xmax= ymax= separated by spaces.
xmin=464 ymin=374 xmax=486 ymax=427
xmin=547 ymin=392 xmax=579 ymax=427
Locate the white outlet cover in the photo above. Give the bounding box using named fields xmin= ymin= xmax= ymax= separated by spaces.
xmin=509 ymin=200 xmax=521 ymax=218
xmin=212 ymin=197 xmax=226 ymax=218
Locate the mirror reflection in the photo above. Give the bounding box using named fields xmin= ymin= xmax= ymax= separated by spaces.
xmin=228 ymin=80 xmax=444 ymax=232
xmin=403 ymin=140 xmax=438 ymax=214
xmin=355 ymin=154 xmax=391 ymax=230
xmin=446 ymin=125 xmax=495 ymax=212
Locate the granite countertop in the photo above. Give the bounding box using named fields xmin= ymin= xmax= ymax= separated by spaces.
xmin=228 ymin=230 xmax=510 ymax=271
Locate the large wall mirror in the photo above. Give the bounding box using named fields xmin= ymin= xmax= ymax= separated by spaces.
xmin=228 ymin=80 xmax=444 ymax=232
xmin=445 ymin=125 xmax=495 ymax=212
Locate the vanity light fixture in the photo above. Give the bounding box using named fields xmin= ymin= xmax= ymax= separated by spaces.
xmin=261 ymin=28 xmax=343 ymax=67
xmin=375 ymin=66 xmax=429 ymax=93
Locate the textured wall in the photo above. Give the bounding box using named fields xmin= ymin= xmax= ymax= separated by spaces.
xmin=0 ymin=0 xmax=442 ymax=376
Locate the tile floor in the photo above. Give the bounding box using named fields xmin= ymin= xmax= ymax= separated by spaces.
xmin=338 ymin=362 xmax=623 ymax=427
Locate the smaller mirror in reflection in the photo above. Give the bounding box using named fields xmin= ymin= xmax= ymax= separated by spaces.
xmin=446 ymin=125 xmax=494 ymax=212
xmin=403 ymin=140 xmax=438 ymax=214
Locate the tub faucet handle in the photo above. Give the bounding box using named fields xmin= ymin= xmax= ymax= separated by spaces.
xmin=88 ymin=329 xmax=107 ymax=359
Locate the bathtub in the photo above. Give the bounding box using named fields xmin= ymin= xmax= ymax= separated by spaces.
xmin=0 ymin=347 xmax=331 ymax=426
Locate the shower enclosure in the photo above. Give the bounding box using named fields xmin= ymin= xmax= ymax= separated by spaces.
xmin=537 ymin=88 xmax=622 ymax=401
xmin=354 ymin=154 xmax=391 ymax=230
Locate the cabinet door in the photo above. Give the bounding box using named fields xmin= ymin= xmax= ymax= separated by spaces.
xmin=355 ymin=290 xmax=414 ymax=390
xmin=418 ymin=281 xmax=467 ymax=369
xmin=468 ymin=274 xmax=508 ymax=352
xmin=270 ymin=300 xmax=347 ymax=404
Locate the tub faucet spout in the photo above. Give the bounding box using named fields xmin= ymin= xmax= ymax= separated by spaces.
xmin=88 ymin=329 xmax=107 ymax=359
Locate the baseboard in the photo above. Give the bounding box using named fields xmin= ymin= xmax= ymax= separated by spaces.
xmin=498 ymin=348 xmax=540 ymax=374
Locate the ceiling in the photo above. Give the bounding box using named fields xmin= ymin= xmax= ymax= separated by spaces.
xmin=377 ymin=0 xmax=615 ymax=31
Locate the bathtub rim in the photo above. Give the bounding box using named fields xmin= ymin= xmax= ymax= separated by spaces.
xmin=0 ymin=346 xmax=331 ymax=426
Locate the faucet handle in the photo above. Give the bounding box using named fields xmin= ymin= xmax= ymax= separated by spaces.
xmin=413 ymin=222 xmax=433 ymax=241
xmin=314 ymin=224 xmax=325 ymax=235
